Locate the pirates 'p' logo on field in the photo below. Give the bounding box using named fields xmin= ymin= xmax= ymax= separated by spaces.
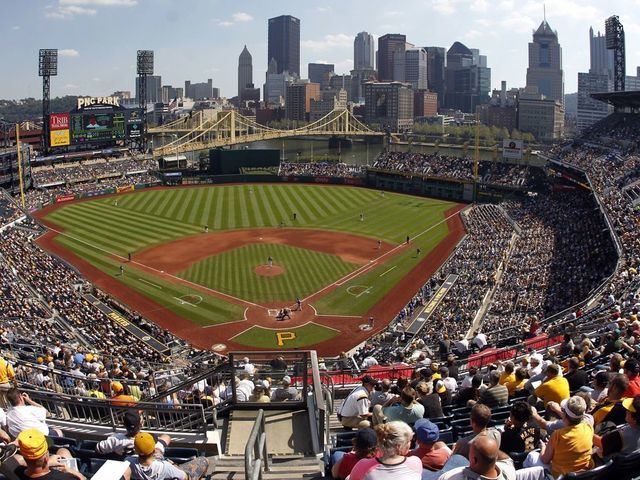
xmin=276 ymin=331 xmax=296 ymax=346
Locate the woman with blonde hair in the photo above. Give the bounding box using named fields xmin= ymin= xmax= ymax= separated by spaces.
xmin=348 ymin=421 xmax=422 ymax=480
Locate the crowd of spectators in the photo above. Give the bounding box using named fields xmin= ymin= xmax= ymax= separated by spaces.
xmin=278 ymin=161 xmax=366 ymax=178
xmin=373 ymin=152 xmax=533 ymax=187
xmin=32 ymin=155 xmax=156 ymax=187
xmin=482 ymin=190 xmax=617 ymax=336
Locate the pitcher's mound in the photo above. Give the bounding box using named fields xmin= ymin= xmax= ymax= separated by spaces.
xmin=254 ymin=264 xmax=285 ymax=277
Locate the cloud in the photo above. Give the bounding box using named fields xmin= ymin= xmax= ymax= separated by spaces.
xmin=231 ymin=12 xmax=253 ymax=22
xmin=63 ymin=83 xmax=79 ymax=90
xmin=11 ymin=26 xmax=20 ymax=30
xmin=216 ymin=12 xmax=253 ymax=26
xmin=46 ymin=0 xmax=135 ymax=19
xmin=45 ymin=5 xmax=97 ymax=18
xmin=431 ymin=0 xmax=457 ymax=15
xmin=301 ymin=33 xmax=352 ymax=52
xmin=60 ymin=0 xmax=137 ymax=5
xmin=59 ymin=49 xmax=80 ymax=57
xmin=316 ymin=6 xmax=332 ymax=12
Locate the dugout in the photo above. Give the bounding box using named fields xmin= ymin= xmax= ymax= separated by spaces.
xmin=207 ymin=148 xmax=280 ymax=175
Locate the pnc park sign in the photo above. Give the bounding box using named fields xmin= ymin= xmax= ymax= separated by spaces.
xmin=77 ymin=96 xmax=121 ymax=110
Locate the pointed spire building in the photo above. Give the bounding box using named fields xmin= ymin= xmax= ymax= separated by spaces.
xmin=525 ymin=18 xmax=564 ymax=104
xmin=238 ymin=45 xmax=253 ymax=100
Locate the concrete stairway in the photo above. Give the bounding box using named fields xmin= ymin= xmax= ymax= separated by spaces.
xmin=210 ymin=455 xmax=324 ymax=479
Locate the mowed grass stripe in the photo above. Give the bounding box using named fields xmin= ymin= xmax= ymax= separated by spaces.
xmin=251 ymin=186 xmax=275 ymax=226
xmin=297 ymin=185 xmax=330 ymax=218
xmin=79 ymin=202 xmax=200 ymax=237
xmin=187 ymin=189 xmax=204 ymax=225
xmin=165 ymin=189 xmax=186 ymax=220
xmin=239 ymin=186 xmax=257 ymax=226
xmin=264 ymin=185 xmax=290 ymax=225
xmin=212 ymin=187 xmax=224 ymax=230
xmin=236 ymin=186 xmax=250 ymax=228
xmin=285 ymin=186 xmax=318 ymax=222
xmin=48 ymin=206 xmax=153 ymax=243
xmin=304 ymin=186 xmax=339 ymax=218
xmin=174 ymin=188 xmax=194 ymax=223
xmin=47 ymin=212 xmax=140 ymax=252
xmin=199 ymin=187 xmax=215 ymax=227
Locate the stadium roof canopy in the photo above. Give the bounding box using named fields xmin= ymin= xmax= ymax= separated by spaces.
xmin=591 ymin=91 xmax=640 ymax=110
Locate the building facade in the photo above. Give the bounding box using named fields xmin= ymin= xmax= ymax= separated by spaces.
xmin=350 ymin=69 xmax=377 ymax=103
xmin=377 ymin=34 xmax=407 ymax=82
xmin=363 ymin=81 xmax=414 ymax=132
xmin=526 ymin=19 xmax=564 ymax=104
xmin=268 ymin=15 xmax=300 ymax=76
xmin=518 ymin=86 xmax=564 ymax=141
xmin=308 ymin=63 xmax=334 ymax=89
xmin=426 ymin=47 xmax=446 ymax=108
xmin=444 ymin=42 xmax=491 ymax=113
xmin=354 ymin=32 xmax=375 ymax=70
xmin=285 ymin=82 xmax=321 ymax=121
xmin=135 ymin=75 xmax=162 ymax=103
xmin=405 ymin=48 xmax=428 ymax=90
xmin=185 ymin=79 xmax=214 ymax=100
xmin=414 ymin=90 xmax=438 ymax=117
xmin=590 ymin=27 xmax=615 ymax=79
xmin=238 ymin=45 xmax=254 ymax=100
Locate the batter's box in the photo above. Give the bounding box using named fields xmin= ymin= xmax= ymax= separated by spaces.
xmin=267 ymin=309 xmax=280 ymax=317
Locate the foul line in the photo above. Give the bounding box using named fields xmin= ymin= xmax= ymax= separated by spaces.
xmin=379 ymin=266 xmax=397 ymax=277
xmin=138 ymin=278 xmax=162 ymax=289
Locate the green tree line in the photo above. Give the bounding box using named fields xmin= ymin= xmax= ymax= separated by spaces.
xmin=0 ymin=96 xmax=78 ymax=123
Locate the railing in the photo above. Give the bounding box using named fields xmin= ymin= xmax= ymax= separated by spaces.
xmin=25 ymin=388 xmax=209 ymax=434
xmin=245 ymin=409 xmax=269 ymax=480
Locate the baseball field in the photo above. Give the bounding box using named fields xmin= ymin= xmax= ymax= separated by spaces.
xmin=35 ymin=184 xmax=465 ymax=355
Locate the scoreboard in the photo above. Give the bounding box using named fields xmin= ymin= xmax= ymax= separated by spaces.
xmin=50 ymin=96 xmax=143 ymax=149
xmin=70 ymin=112 xmax=126 ymax=144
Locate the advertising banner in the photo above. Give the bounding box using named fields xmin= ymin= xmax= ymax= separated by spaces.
xmin=116 ymin=185 xmax=134 ymax=193
xmin=55 ymin=194 xmax=76 ymax=203
xmin=50 ymin=130 xmax=70 ymax=147
xmin=502 ymin=139 xmax=523 ymax=159
xmin=49 ymin=113 xmax=69 ymax=131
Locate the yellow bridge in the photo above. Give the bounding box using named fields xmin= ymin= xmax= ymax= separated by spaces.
xmin=149 ymin=108 xmax=384 ymax=158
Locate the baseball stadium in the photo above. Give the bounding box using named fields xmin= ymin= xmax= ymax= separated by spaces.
xmin=1 ymin=34 xmax=640 ymax=480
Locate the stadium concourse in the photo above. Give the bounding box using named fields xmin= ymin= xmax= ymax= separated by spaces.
xmin=0 ymin=110 xmax=638 ymax=478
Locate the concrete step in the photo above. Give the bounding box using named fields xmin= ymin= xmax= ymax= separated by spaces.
xmin=211 ymin=455 xmax=324 ymax=480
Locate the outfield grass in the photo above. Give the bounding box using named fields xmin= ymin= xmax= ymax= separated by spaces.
xmin=179 ymin=243 xmax=358 ymax=302
xmin=232 ymin=323 xmax=339 ymax=349
xmin=44 ymin=185 xmax=456 ymax=322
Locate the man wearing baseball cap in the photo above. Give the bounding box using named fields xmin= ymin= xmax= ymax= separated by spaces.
xmin=14 ymin=428 xmax=84 ymax=479
xmin=338 ymin=376 xmax=377 ymax=429
xmin=600 ymin=395 xmax=640 ymax=457
xmin=409 ymin=419 xmax=451 ymax=471
xmin=125 ymin=432 xmax=209 ymax=479
xmin=523 ymin=395 xmax=594 ymax=477
xmin=96 ymin=411 xmax=171 ymax=457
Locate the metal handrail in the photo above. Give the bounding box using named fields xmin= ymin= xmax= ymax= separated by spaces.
xmin=245 ymin=409 xmax=269 ymax=480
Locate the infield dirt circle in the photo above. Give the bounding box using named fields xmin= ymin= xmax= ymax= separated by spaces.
xmin=254 ymin=264 xmax=285 ymax=277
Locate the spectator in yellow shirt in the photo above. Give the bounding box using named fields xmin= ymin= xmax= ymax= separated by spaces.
xmin=505 ymin=368 xmax=529 ymax=398
xmin=531 ymin=364 xmax=570 ymax=407
xmin=499 ymin=362 xmax=516 ymax=386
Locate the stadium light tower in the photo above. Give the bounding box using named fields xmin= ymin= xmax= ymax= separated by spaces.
xmin=38 ymin=49 xmax=58 ymax=156
xmin=605 ymin=15 xmax=625 ymax=92
xmin=137 ymin=50 xmax=154 ymax=151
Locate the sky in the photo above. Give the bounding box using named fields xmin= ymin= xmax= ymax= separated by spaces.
xmin=1 ymin=0 xmax=640 ymax=100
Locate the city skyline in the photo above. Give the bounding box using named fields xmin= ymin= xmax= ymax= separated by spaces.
xmin=1 ymin=0 xmax=640 ymax=100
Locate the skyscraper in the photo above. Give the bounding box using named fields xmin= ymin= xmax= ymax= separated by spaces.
xmin=425 ymin=47 xmax=446 ymax=107
xmin=354 ymin=32 xmax=375 ymax=70
xmin=238 ymin=45 xmax=253 ymax=99
xmin=526 ymin=18 xmax=564 ymax=104
xmin=589 ymin=27 xmax=615 ymax=79
xmin=405 ymin=48 xmax=428 ymax=90
xmin=443 ymin=42 xmax=490 ymax=112
xmin=577 ymin=26 xmax=614 ymax=131
xmin=377 ymin=34 xmax=407 ymax=82
xmin=267 ymin=15 xmax=300 ymax=77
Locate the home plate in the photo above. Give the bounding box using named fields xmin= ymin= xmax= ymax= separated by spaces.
xmin=259 ymin=237 xmax=263 ymax=240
